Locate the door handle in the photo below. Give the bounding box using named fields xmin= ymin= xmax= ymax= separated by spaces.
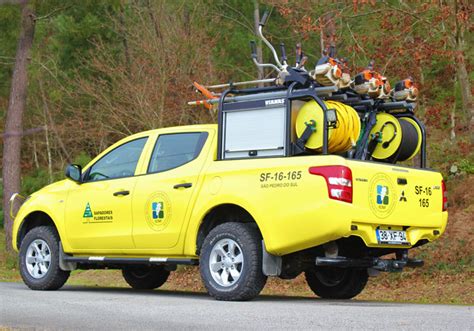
xmin=173 ymin=183 xmax=192 ymax=189
xmin=113 ymin=190 xmax=130 ymax=196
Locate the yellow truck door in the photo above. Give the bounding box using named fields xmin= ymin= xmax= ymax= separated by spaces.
xmin=65 ymin=137 xmax=148 ymax=251
xmin=132 ymin=131 xmax=211 ymax=253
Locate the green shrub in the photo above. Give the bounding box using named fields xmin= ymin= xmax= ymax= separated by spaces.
xmin=21 ymin=169 xmax=54 ymax=195
xmin=458 ymin=159 xmax=474 ymax=174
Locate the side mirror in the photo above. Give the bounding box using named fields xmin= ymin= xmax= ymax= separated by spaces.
xmin=65 ymin=164 xmax=82 ymax=183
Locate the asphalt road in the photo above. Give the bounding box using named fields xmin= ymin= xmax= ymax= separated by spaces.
xmin=0 ymin=282 xmax=472 ymax=330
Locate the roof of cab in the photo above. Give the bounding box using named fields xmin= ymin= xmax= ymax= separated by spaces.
xmin=127 ymin=124 xmax=218 ymax=139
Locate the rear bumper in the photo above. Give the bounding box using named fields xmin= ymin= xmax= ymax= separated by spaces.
xmin=264 ymin=201 xmax=447 ymax=255
xmin=347 ymin=211 xmax=448 ymax=248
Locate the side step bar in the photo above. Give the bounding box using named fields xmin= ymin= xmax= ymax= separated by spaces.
xmin=64 ymin=256 xmax=199 ymax=265
xmin=315 ymin=256 xmax=423 ymax=272
xmin=59 ymin=245 xmax=198 ymax=271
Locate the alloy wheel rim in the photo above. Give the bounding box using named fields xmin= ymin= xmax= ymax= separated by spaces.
xmin=209 ymin=238 xmax=244 ymax=287
xmin=25 ymin=239 xmax=51 ymax=279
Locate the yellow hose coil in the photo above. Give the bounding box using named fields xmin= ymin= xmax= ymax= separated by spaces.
xmin=296 ymin=100 xmax=361 ymax=153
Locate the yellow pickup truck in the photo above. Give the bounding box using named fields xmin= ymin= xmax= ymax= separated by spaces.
xmin=10 ymin=112 xmax=447 ymax=301
xmin=8 ymin=9 xmax=449 ymax=301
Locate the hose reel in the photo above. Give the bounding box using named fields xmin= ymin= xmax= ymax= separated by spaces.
xmin=397 ymin=117 xmax=422 ymax=161
xmin=369 ymin=113 xmax=422 ymax=162
xmin=296 ymin=102 xmax=421 ymax=162
xmin=295 ymin=100 xmax=360 ymax=153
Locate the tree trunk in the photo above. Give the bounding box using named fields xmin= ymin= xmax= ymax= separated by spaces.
xmin=44 ymin=125 xmax=53 ymax=183
xmin=452 ymin=0 xmax=473 ymax=140
xmin=38 ymin=78 xmax=71 ymax=162
xmin=450 ymin=84 xmax=456 ymax=141
xmin=323 ymin=12 xmax=336 ymax=56
xmin=319 ymin=17 xmax=324 ymax=56
xmin=455 ymin=53 xmax=473 ymax=131
xmin=253 ymin=0 xmax=264 ymax=86
xmin=2 ymin=2 xmax=35 ymax=252
xmin=119 ymin=2 xmax=131 ymax=76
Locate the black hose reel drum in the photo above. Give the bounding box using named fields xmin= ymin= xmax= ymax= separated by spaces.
xmin=369 ymin=113 xmax=422 ymax=163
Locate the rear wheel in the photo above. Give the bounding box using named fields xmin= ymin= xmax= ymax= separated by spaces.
xmin=122 ymin=266 xmax=170 ymax=290
xmin=305 ymin=267 xmax=368 ymax=299
xmin=19 ymin=226 xmax=70 ymax=290
xmin=200 ymin=222 xmax=267 ymax=301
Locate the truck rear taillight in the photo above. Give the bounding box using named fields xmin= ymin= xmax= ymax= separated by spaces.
xmin=442 ymin=180 xmax=448 ymax=211
xmin=309 ymin=166 xmax=353 ymax=203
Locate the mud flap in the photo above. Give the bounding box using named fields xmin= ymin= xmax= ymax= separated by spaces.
xmin=59 ymin=242 xmax=77 ymax=271
xmin=262 ymin=241 xmax=282 ymax=276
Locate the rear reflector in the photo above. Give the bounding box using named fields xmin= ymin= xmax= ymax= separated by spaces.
xmin=442 ymin=180 xmax=448 ymax=211
xmin=309 ymin=166 xmax=353 ymax=203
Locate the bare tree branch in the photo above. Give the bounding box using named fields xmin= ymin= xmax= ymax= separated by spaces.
xmin=34 ymin=5 xmax=71 ymax=21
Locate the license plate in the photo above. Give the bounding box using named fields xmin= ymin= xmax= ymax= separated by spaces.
xmin=376 ymin=229 xmax=410 ymax=245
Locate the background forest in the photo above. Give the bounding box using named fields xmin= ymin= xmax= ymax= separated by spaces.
xmin=0 ymin=0 xmax=472 ymax=303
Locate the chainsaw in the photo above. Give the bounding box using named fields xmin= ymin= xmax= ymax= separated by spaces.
xmin=392 ymin=78 xmax=418 ymax=102
xmin=310 ymin=46 xmax=351 ymax=89
xmin=353 ymin=61 xmax=391 ymax=99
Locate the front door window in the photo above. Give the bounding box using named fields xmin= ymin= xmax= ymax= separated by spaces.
xmin=86 ymin=138 xmax=147 ymax=182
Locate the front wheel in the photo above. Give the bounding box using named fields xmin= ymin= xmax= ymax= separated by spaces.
xmin=200 ymin=222 xmax=267 ymax=301
xmin=305 ymin=267 xmax=368 ymax=299
xmin=19 ymin=226 xmax=70 ymax=290
xmin=122 ymin=266 xmax=170 ymax=290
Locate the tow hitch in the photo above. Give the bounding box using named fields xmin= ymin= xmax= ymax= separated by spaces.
xmin=315 ymin=250 xmax=423 ymax=272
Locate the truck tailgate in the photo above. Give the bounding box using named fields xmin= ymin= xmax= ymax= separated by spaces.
xmin=347 ymin=160 xmax=446 ymax=230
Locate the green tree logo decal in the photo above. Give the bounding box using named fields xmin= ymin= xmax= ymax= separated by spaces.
xmin=83 ymin=203 xmax=93 ymax=218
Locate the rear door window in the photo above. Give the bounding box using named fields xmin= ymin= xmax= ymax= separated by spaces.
xmin=148 ymin=132 xmax=208 ymax=173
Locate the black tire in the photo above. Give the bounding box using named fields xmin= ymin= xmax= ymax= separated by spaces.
xmin=122 ymin=266 xmax=170 ymax=290
xmin=19 ymin=226 xmax=70 ymax=290
xmin=199 ymin=222 xmax=267 ymax=301
xmin=305 ymin=267 xmax=368 ymax=299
